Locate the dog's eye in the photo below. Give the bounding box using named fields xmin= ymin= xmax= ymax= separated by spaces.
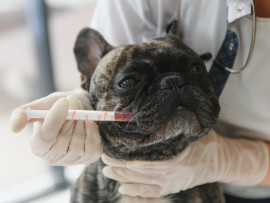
xmin=119 ymin=78 xmax=137 ymax=88
xmin=190 ymin=64 xmax=203 ymax=75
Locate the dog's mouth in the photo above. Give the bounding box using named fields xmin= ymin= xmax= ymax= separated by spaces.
xmin=121 ymin=105 xmax=201 ymax=143
xmin=122 ymin=95 xmax=218 ymax=144
xmin=122 ymin=125 xmax=150 ymax=139
xmin=116 ymin=84 xmax=219 ymax=145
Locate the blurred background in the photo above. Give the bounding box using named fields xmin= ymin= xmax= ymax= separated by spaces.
xmin=0 ymin=0 xmax=97 ymax=202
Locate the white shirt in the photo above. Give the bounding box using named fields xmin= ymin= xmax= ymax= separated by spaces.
xmin=90 ymin=0 xmax=270 ymax=199
xmin=218 ymin=15 xmax=270 ymax=199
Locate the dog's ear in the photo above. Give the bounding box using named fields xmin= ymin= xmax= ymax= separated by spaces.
xmin=166 ymin=20 xmax=178 ymax=36
xmin=166 ymin=20 xmax=184 ymax=43
xmin=74 ymin=28 xmax=113 ymax=90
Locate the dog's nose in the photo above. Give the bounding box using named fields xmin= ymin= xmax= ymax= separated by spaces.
xmin=160 ymin=75 xmax=184 ymax=90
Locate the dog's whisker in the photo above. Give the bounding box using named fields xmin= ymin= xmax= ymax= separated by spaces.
xmin=125 ymin=111 xmax=143 ymax=129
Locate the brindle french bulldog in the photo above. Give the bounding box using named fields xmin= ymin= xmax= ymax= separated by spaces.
xmin=70 ymin=22 xmax=224 ymax=203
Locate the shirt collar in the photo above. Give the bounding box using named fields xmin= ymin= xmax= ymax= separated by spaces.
xmin=227 ymin=0 xmax=253 ymax=23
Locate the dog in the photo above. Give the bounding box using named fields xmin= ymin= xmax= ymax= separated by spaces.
xmin=70 ymin=22 xmax=224 ymax=203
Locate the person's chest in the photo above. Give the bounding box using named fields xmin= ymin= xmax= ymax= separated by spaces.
xmin=180 ymin=0 xmax=227 ymax=71
xmin=218 ymin=16 xmax=270 ymax=141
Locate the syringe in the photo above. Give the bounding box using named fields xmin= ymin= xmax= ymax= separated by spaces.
xmin=26 ymin=109 xmax=135 ymax=122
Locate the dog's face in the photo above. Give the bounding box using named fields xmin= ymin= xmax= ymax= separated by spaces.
xmin=74 ymin=27 xmax=220 ymax=161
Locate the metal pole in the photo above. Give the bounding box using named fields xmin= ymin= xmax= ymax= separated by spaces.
xmin=25 ymin=0 xmax=55 ymax=97
xmin=25 ymin=0 xmax=69 ymax=200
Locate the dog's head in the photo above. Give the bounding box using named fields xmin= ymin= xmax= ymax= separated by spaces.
xmin=74 ymin=25 xmax=220 ymax=161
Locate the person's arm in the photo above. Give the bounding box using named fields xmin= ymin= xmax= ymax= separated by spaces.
xmin=260 ymin=142 xmax=270 ymax=186
xmin=101 ymin=130 xmax=269 ymax=198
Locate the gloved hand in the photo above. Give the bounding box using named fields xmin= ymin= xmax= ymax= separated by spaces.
xmin=10 ymin=89 xmax=102 ymax=165
xmin=102 ymin=130 xmax=269 ymax=198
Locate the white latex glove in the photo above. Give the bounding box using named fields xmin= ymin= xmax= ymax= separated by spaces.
xmin=10 ymin=89 xmax=102 ymax=165
xmin=102 ymin=130 xmax=269 ymax=198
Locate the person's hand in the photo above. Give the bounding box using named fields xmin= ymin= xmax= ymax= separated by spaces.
xmin=102 ymin=130 xmax=269 ymax=198
xmin=9 ymin=89 xmax=102 ymax=165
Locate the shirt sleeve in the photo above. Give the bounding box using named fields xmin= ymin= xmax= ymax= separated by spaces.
xmin=90 ymin=0 xmax=178 ymax=46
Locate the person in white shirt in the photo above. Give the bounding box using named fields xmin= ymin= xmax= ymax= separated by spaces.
xmin=10 ymin=0 xmax=270 ymax=202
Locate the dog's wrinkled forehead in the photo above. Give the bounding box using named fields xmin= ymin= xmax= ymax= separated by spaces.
xmin=74 ymin=28 xmax=206 ymax=93
xmin=94 ymin=35 xmax=201 ymax=80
